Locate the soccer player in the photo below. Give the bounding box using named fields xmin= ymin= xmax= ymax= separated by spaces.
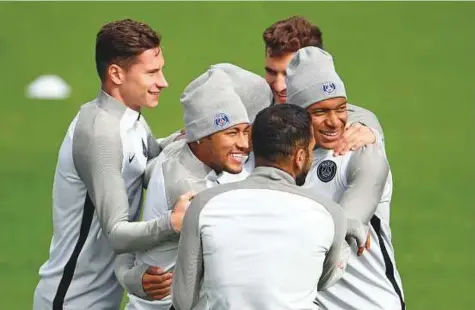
xmin=172 ymin=104 xmax=351 ymax=310
xmin=143 ymin=62 xmax=273 ymax=187
xmin=153 ymin=17 xmax=381 ymax=163
xmin=116 ymin=68 xmax=251 ymax=310
xmin=286 ymin=46 xmax=405 ymax=310
xmin=118 ymin=63 xmax=273 ymax=302
xmin=33 ymin=19 xmax=190 ymax=309
xmin=262 ymin=16 xmax=385 ymax=155
xmin=117 ymin=63 xmax=273 ymax=301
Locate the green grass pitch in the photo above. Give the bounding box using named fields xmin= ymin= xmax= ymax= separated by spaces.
xmin=0 ymin=2 xmax=473 ymax=309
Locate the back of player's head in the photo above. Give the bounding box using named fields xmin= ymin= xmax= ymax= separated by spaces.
xmin=95 ymin=19 xmax=161 ymax=81
xmin=209 ymin=63 xmax=273 ymax=124
xmin=252 ymin=104 xmax=312 ymax=163
xmin=263 ymin=16 xmax=323 ymax=57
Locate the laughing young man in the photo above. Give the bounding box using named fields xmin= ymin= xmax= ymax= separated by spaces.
xmin=115 ymin=68 xmax=252 ymax=310
xmin=262 ymin=16 xmax=385 ymax=155
xmin=287 ymin=46 xmax=405 ymax=310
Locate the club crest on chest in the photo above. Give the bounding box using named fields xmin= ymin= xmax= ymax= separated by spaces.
xmin=317 ymin=160 xmax=337 ymax=182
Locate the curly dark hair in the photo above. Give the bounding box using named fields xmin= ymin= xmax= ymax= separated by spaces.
xmin=263 ymin=16 xmax=323 ymax=57
xmin=252 ymin=104 xmax=312 ymax=163
xmin=95 ymin=19 xmax=161 ymax=81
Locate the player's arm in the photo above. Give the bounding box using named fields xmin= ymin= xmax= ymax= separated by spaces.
xmin=115 ymin=164 xmax=197 ymax=299
xmin=156 ymin=128 xmax=185 ymax=150
xmin=340 ymin=143 xmax=389 ymax=225
xmin=114 ymin=181 xmax=194 ymax=301
xmin=113 ymin=163 xmax=174 ymax=298
xmin=114 ymin=252 xmax=148 ymax=298
xmin=143 ymin=129 xmax=186 ymax=189
xmin=114 ymin=252 xmax=173 ymax=300
xmin=340 ymin=144 xmax=389 ymax=252
xmin=172 ymin=196 xmax=205 ymax=310
xmin=142 ymin=119 xmax=184 ymax=162
xmin=318 ymin=200 xmax=350 ymax=291
xmin=73 ymin=115 xmax=176 ymax=254
xmin=147 ymin=128 xmax=184 ymax=161
xmin=334 ymin=105 xmax=385 ymax=156
xmin=347 ymin=104 xmax=384 ymax=139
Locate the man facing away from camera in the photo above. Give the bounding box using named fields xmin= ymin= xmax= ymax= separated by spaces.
xmin=116 ymin=68 xmax=252 ymax=310
xmin=117 ymin=63 xmax=274 ymax=302
xmin=172 ymin=104 xmax=353 ymax=310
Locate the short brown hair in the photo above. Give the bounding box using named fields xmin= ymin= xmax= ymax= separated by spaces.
xmin=263 ymin=16 xmax=323 ymax=57
xmin=95 ymin=19 xmax=161 ymax=81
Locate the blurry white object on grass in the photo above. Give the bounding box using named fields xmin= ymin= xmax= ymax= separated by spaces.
xmin=26 ymin=75 xmax=71 ymax=100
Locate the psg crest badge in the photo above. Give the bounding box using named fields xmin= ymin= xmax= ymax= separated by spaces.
xmin=317 ymin=160 xmax=337 ymax=183
xmin=214 ymin=113 xmax=230 ymax=129
xmin=322 ymin=82 xmax=336 ymax=95
xmin=142 ymin=139 xmax=148 ymax=159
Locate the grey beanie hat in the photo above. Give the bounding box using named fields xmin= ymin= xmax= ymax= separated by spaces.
xmin=286 ymin=46 xmax=347 ymax=109
xmin=209 ymin=63 xmax=273 ymax=123
xmin=181 ymin=68 xmax=250 ymax=142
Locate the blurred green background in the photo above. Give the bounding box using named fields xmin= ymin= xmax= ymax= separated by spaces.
xmin=0 ymin=2 xmax=473 ymax=309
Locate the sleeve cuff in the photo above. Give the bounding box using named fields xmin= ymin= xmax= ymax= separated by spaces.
xmin=124 ymin=263 xmax=149 ymax=299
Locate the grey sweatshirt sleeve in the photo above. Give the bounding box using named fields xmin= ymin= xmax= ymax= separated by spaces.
xmin=347 ymin=104 xmax=384 ymax=139
xmin=73 ymin=113 xmax=175 ymax=254
xmin=143 ymin=130 xmax=185 ymax=189
xmin=114 ymin=252 xmax=148 ymax=298
xmin=340 ymin=144 xmax=390 ymax=225
xmin=172 ymin=196 xmax=205 ymax=310
xmin=156 ymin=129 xmax=185 ymax=151
xmin=318 ymin=200 xmax=350 ymax=291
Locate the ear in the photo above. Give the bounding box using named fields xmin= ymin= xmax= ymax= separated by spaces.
xmin=294 ymin=148 xmax=306 ymax=171
xmin=108 ymin=64 xmax=124 ymax=85
xmin=248 ymin=126 xmax=253 ymax=148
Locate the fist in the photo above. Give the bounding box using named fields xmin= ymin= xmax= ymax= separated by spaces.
xmin=170 ymin=191 xmax=195 ymax=232
xmin=142 ymin=266 xmax=173 ymax=300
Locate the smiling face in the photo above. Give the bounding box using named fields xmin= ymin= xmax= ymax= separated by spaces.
xmin=95 ymin=19 xmax=166 ymax=110
xmin=114 ymin=48 xmax=168 ymax=110
xmin=200 ymin=123 xmax=251 ymax=174
xmin=306 ymin=97 xmax=348 ymax=150
xmin=264 ymin=51 xmax=295 ymax=104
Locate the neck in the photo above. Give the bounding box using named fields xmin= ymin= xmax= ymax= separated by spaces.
xmin=254 ymin=157 xmax=296 ymax=180
xmin=313 ymin=143 xmax=333 ymax=151
xmin=102 ymin=83 xmax=140 ymax=112
xmin=188 ymin=142 xmax=221 ymax=174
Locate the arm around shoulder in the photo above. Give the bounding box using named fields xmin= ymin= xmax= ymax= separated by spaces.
xmin=172 ymin=195 xmax=206 ymax=310
xmin=317 ymin=200 xmax=350 ymax=291
xmin=347 ymin=104 xmax=384 ymax=139
xmin=340 ymin=144 xmax=390 ymax=225
xmin=73 ymin=114 xmax=175 ymax=253
xmin=114 ymin=252 xmax=148 ymax=298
